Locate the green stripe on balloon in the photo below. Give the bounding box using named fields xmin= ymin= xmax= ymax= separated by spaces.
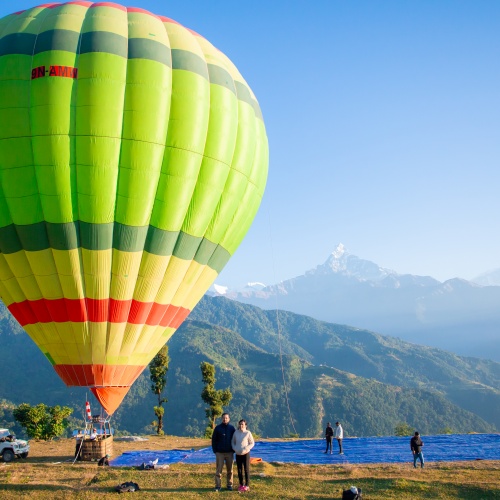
xmin=0 ymin=33 xmax=37 ymax=56
xmin=235 ymin=81 xmax=264 ymax=121
xmin=171 ymin=48 xmax=207 ymax=78
xmin=207 ymin=64 xmax=236 ymax=94
xmin=80 ymin=31 xmax=126 ymax=58
xmin=0 ymin=222 xmax=231 ymax=271
xmin=128 ymin=38 xmax=172 ymax=66
xmin=0 ymin=32 xmax=261 ymax=118
xmin=35 ymin=29 xmax=80 ymax=54
xmin=44 ymin=352 xmax=56 ymax=366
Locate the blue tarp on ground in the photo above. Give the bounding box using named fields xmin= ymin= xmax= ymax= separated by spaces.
xmin=111 ymin=433 xmax=500 ymax=467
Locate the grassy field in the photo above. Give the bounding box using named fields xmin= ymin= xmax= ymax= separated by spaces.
xmin=0 ymin=435 xmax=499 ymax=499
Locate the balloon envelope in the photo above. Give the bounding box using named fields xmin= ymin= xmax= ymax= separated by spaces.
xmin=0 ymin=2 xmax=268 ymax=414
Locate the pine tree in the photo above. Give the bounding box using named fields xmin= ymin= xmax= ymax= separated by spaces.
xmin=200 ymin=361 xmax=232 ymax=437
xmin=149 ymin=345 xmax=169 ymax=435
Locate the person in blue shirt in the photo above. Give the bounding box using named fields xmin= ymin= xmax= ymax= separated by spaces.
xmin=410 ymin=431 xmax=424 ymax=468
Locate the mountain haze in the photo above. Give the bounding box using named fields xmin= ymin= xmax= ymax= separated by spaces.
xmin=214 ymin=245 xmax=500 ymax=361
xmin=473 ymin=268 xmax=500 ymax=286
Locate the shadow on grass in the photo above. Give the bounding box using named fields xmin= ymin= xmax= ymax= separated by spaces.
xmin=0 ymin=484 xmax=76 ymax=492
xmin=327 ymin=477 xmax=500 ymax=499
xmin=25 ymin=456 xmax=76 ymax=464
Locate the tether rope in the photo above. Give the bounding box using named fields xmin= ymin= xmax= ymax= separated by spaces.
xmin=267 ymin=210 xmax=298 ymax=436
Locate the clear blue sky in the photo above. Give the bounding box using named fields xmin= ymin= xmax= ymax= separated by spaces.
xmin=2 ymin=1 xmax=499 ymax=287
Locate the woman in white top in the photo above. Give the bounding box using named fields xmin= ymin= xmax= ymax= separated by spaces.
xmin=231 ymin=419 xmax=255 ymax=492
xmin=335 ymin=421 xmax=344 ymax=454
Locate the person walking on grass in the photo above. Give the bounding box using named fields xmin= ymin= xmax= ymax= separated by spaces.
xmin=231 ymin=419 xmax=255 ymax=492
xmin=335 ymin=421 xmax=344 ymax=454
xmin=324 ymin=422 xmax=334 ymax=454
xmin=410 ymin=431 xmax=424 ymax=468
xmin=212 ymin=413 xmax=236 ymax=492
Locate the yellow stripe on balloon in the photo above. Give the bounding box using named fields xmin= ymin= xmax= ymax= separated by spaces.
xmin=81 ymin=248 xmax=112 ymax=300
xmin=134 ymin=325 xmax=175 ymax=359
xmin=89 ymin=321 xmax=108 ymax=364
xmin=110 ymin=249 xmax=143 ymax=301
xmin=2 ymin=251 xmax=42 ymax=300
xmin=134 ymin=252 xmax=171 ymax=302
xmin=169 ymin=260 xmax=217 ymax=308
xmin=182 ymin=265 xmax=219 ymax=310
xmin=119 ymin=322 xmax=149 ymax=358
xmin=25 ymin=249 xmax=63 ymax=298
xmin=104 ymin=322 xmax=124 ymax=364
xmin=52 ymin=249 xmax=85 ymax=300
xmin=0 ymin=276 xmax=18 ymax=305
xmin=155 ymin=255 xmax=193 ymax=304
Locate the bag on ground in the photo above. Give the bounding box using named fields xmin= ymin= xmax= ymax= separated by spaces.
xmin=342 ymin=486 xmax=362 ymax=500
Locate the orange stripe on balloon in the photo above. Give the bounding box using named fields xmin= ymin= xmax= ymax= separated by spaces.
xmin=8 ymin=298 xmax=190 ymax=327
xmin=54 ymin=363 xmax=145 ymax=387
xmin=91 ymin=386 xmax=130 ymax=415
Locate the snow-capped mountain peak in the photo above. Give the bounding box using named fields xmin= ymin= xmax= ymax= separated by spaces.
xmin=330 ymin=242 xmax=347 ymax=260
xmin=209 ymin=281 xmax=267 ymax=297
xmin=310 ymin=243 xmax=394 ymax=282
xmin=212 ymin=284 xmax=229 ymax=295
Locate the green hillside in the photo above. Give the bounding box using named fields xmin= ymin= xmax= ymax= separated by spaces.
xmin=191 ymin=297 xmax=500 ymax=429
xmin=0 ymin=297 xmax=498 ymax=437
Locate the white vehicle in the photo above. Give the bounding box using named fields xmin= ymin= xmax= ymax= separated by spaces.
xmin=0 ymin=428 xmax=29 ymax=462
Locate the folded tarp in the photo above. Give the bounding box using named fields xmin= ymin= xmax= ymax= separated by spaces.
xmin=110 ymin=433 xmax=500 ymax=467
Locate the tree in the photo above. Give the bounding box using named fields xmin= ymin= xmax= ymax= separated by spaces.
xmin=13 ymin=403 xmax=73 ymax=440
xmin=149 ymin=345 xmax=169 ymax=435
xmin=200 ymin=362 xmax=232 ymax=437
xmin=394 ymin=422 xmax=414 ymax=436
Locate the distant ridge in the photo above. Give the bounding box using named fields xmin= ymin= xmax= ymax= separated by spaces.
xmin=211 ymin=244 xmax=500 ymax=361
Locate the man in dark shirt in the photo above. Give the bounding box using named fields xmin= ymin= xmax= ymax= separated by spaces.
xmin=410 ymin=431 xmax=424 ymax=468
xmin=324 ymin=422 xmax=334 ymax=454
xmin=212 ymin=413 xmax=236 ymax=491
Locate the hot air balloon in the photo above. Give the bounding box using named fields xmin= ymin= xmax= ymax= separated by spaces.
xmin=0 ymin=2 xmax=268 ymax=414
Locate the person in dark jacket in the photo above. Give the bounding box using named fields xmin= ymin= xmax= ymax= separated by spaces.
xmin=98 ymin=454 xmax=109 ymax=466
xmin=324 ymin=422 xmax=334 ymax=454
xmin=410 ymin=431 xmax=424 ymax=468
xmin=212 ymin=413 xmax=236 ymax=491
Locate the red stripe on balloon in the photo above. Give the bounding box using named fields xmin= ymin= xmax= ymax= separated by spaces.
xmin=127 ymin=7 xmax=161 ymax=19
xmin=65 ymin=1 xmax=93 ymax=6
xmin=8 ymin=298 xmax=190 ymax=327
xmin=54 ymin=363 xmax=145 ymax=387
xmin=158 ymin=16 xmax=181 ymax=24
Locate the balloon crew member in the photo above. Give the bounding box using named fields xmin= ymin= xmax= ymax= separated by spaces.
xmin=324 ymin=422 xmax=334 ymax=454
xmin=231 ymin=419 xmax=255 ymax=492
xmin=98 ymin=454 xmax=110 ymax=466
xmin=74 ymin=430 xmax=84 ymax=460
xmin=335 ymin=422 xmax=344 ymax=454
xmin=212 ymin=413 xmax=236 ymax=492
xmin=410 ymin=431 xmax=424 ymax=468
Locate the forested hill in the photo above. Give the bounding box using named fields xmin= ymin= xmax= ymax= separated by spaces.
xmin=0 ymin=297 xmax=498 ymax=437
xmin=191 ymin=296 xmax=500 ymax=431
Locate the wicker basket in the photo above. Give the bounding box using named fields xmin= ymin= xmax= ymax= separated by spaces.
xmin=80 ymin=435 xmax=113 ymax=461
